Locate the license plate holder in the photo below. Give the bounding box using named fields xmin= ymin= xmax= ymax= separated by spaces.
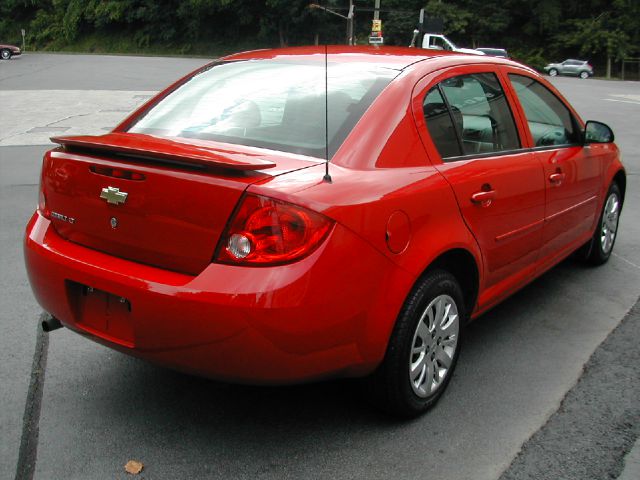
xmin=69 ymin=282 xmax=135 ymax=347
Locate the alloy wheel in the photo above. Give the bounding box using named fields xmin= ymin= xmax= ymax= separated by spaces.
xmin=600 ymin=191 xmax=620 ymax=254
xmin=409 ymin=294 xmax=460 ymax=398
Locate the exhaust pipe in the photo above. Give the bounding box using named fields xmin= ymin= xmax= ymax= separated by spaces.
xmin=42 ymin=316 xmax=63 ymax=332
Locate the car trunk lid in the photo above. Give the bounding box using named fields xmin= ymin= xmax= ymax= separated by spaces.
xmin=42 ymin=133 xmax=320 ymax=275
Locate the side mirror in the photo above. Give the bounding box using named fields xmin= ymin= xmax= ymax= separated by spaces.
xmin=584 ymin=120 xmax=614 ymax=144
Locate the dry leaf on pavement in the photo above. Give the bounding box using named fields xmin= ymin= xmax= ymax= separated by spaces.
xmin=124 ymin=460 xmax=144 ymax=475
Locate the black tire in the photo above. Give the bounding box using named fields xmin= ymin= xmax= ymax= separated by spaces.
xmin=0 ymin=49 xmax=11 ymax=60
xmin=549 ymin=68 xmax=558 ymax=77
xmin=365 ymin=269 xmax=466 ymax=417
xmin=588 ymin=182 xmax=622 ymax=265
xmin=579 ymin=71 xmax=589 ymax=79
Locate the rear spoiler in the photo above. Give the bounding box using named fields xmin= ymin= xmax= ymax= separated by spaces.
xmin=50 ymin=133 xmax=277 ymax=171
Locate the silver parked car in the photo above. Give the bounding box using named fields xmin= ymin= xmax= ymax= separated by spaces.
xmin=544 ymin=59 xmax=593 ymax=79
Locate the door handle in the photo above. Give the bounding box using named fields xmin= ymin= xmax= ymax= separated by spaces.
xmin=549 ymin=172 xmax=566 ymax=185
xmin=471 ymin=190 xmax=496 ymax=206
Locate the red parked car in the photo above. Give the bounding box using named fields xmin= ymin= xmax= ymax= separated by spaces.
xmin=0 ymin=43 xmax=21 ymax=59
xmin=24 ymin=47 xmax=625 ymax=416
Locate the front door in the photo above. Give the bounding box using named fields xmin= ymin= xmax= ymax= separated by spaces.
xmin=508 ymin=74 xmax=601 ymax=264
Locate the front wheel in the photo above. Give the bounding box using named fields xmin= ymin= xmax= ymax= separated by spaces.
xmin=365 ymin=269 xmax=465 ymax=417
xmin=579 ymin=71 xmax=589 ymax=79
xmin=0 ymin=49 xmax=11 ymax=60
xmin=588 ymin=183 xmax=622 ymax=265
xmin=549 ymin=68 xmax=558 ymax=77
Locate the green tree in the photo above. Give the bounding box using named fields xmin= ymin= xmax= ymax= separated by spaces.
xmin=1 ymin=0 xmax=636 ymax=74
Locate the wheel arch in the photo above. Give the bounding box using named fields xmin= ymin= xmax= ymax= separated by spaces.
xmin=613 ymin=169 xmax=626 ymax=204
xmin=421 ymin=248 xmax=480 ymax=319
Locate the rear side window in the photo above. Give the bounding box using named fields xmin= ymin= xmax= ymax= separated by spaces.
xmin=509 ymin=74 xmax=580 ymax=147
xmin=423 ymin=72 xmax=520 ymax=160
xmin=423 ymin=87 xmax=463 ymax=158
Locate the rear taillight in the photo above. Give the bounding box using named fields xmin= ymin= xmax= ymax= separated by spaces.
xmin=215 ymin=193 xmax=334 ymax=266
xmin=38 ymin=160 xmax=50 ymax=219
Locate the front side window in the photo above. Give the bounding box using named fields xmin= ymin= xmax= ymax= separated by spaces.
xmin=129 ymin=60 xmax=397 ymax=159
xmin=423 ymin=72 xmax=520 ymax=160
xmin=509 ymin=74 xmax=580 ymax=147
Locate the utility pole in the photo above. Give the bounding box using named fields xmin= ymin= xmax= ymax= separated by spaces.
xmin=347 ymin=1 xmax=355 ymax=45
xmin=309 ymin=3 xmax=354 ymax=45
xmin=368 ymin=0 xmax=383 ymax=45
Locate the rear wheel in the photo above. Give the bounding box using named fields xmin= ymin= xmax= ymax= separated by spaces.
xmin=579 ymin=71 xmax=589 ymax=79
xmin=549 ymin=68 xmax=558 ymax=77
xmin=587 ymin=183 xmax=622 ymax=265
xmin=1 ymin=49 xmax=11 ymax=60
xmin=365 ymin=270 xmax=465 ymax=417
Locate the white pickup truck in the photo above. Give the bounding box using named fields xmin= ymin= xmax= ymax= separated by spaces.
xmin=411 ymin=31 xmax=485 ymax=56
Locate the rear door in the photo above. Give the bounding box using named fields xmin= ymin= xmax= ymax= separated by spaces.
xmin=413 ymin=66 xmax=546 ymax=304
xmin=559 ymin=60 xmax=572 ymax=75
xmin=563 ymin=60 xmax=580 ymax=76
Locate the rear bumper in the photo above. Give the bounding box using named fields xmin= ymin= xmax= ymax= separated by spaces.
xmin=24 ymin=211 xmax=413 ymax=383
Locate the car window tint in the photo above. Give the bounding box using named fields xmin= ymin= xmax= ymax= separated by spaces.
xmin=509 ymin=74 xmax=579 ymax=147
xmin=423 ymin=86 xmax=463 ymax=158
xmin=128 ymin=60 xmax=397 ymax=159
xmin=438 ymin=73 xmax=520 ymax=156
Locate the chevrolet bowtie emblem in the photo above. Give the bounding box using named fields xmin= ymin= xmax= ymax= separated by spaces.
xmin=100 ymin=186 xmax=128 ymax=205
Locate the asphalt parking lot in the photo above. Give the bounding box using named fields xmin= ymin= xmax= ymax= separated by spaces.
xmin=1 ymin=53 xmax=639 ymax=480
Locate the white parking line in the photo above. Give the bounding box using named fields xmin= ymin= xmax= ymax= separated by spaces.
xmin=603 ymin=99 xmax=640 ymax=105
xmin=613 ymin=253 xmax=640 ymax=270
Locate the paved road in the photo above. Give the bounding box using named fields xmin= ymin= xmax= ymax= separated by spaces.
xmin=1 ymin=54 xmax=638 ymax=480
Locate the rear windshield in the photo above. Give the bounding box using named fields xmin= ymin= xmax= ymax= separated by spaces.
xmin=128 ymin=59 xmax=398 ymax=159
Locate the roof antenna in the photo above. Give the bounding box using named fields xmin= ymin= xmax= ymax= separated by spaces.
xmin=322 ymin=2 xmax=332 ymax=183
xmin=323 ymin=44 xmax=332 ymax=183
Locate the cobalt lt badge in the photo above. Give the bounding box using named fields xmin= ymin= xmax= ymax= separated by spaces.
xmin=110 ymin=217 xmax=118 ymax=229
xmin=100 ymin=186 xmax=128 ymax=205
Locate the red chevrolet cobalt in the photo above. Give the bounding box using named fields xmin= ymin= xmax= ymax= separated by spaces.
xmin=25 ymin=47 xmax=625 ymax=416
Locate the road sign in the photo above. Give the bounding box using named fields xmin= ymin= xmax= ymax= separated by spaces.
xmin=372 ymin=19 xmax=382 ymax=33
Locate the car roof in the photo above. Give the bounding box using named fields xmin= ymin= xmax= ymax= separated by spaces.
xmin=221 ymin=45 xmax=528 ymax=72
xmin=222 ymin=46 xmax=442 ymax=70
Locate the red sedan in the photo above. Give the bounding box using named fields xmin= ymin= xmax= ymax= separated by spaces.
xmin=24 ymin=47 xmax=625 ymax=416
xmin=0 ymin=43 xmax=21 ymax=59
